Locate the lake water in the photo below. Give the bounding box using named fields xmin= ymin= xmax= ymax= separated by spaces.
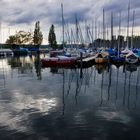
xmin=0 ymin=55 xmax=140 ymax=140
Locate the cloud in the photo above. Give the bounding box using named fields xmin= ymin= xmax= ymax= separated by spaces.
xmin=0 ymin=0 xmax=113 ymax=25
xmin=0 ymin=0 xmax=140 ymax=43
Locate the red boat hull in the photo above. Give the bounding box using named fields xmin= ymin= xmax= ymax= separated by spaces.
xmin=41 ymin=57 xmax=76 ymax=67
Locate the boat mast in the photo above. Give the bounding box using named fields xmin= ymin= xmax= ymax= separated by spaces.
xmin=95 ymin=19 xmax=97 ymax=48
xmin=78 ymin=23 xmax=84 ymax=44
xmin=71 ymin=28 xmax=75 ymax=47
xmin=75 ymin=14 xmax=79 ymax=48
xmin=85 ymin=23 xmax=91 ymax=45
xmin=103 ymin=9 xmax=105 ymax=47
xmin=118 ymin=12 xmax=121 ymax=58
xmin=65 ymin=24 xmax=70 ymax=45
xmin=106 ymin=24 xmax=109 ymax=41
xmin=111 ymin=12 xmax=114 ymax=48
xmin=0 ymin=22 xmax=1 ymax=48
xmin=98 ymin=21 xmax=101 ymax=48
xmin=0 ymin=22 xmax=1 ymax=43
xmin=126 ymin=1 xmax=130 ymax=48
xmin=131 ymin=10 xmax=135 ymax=49
xmin=91 ymin=20 xmax=94 ymax=45
xmin=61 ymin=3 xmax=65 ymax=51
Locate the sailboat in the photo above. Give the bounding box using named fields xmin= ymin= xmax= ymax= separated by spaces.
xmin=41 ymin=4 xmax=77 ymax=68
xmin=110 ymin=12 xmax=125 ymax=65
xmin=94 ymin=9 xmax=109 ymax=64
xmin=94 ymin=51 xmax=109 ymax=64
xmin=125 ymin=10 xmax=139 ymax=64
xmin=125 ymin=51 xmax=139 ymax=64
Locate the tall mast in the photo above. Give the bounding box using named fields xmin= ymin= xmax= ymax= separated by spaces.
xmin=71 ymin=28 xmax=75 ymax=46
xmin=61 ymin=3 xmax=64 ymax=50
xmin=78 ymin=23 xmax=84 ymax=44
xmin=118 ymin=12 xmax=121 ymax=58
xmin=106 ymin=24 xmax=109 ymax=41
xmin=0 ymin=22 xmax=1 ymax=44
xmin=85 ymin=23 xmax=91 ymax=45
xmin=92 ymin=20 xmax=94 ymax=45
xmin=95 ymin=19 xmax=97 ymax=48
xmin=98 ymin=21 xmax=102 ymax=47
xmin=75 ymin=14 xmax=79 ymax=45
xmin=126 ymin=1 xmax=130 ymax=48
xmin=131 ymin=10 xmax=135 ymax=49
xmin=0 ymin=22 xmax=1 ymax=43
xmin=103 ymin=9 xmax=105 ymax=47
xmin=111 ymin=12 xmax=114 ymax=48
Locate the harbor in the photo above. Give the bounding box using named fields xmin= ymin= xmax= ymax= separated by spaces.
xmin=1 ymin=0 xmax=140 ymax=139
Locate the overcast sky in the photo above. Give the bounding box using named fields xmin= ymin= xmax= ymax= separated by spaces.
xmin=0 ymin=0 xmax=140 ymax=44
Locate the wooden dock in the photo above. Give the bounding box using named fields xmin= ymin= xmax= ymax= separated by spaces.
xmin=77 ymin=56 xmax=96 ymax=68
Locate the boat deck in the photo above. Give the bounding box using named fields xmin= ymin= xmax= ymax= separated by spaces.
xmin=77 ymin=56 xmax=96 ymax=68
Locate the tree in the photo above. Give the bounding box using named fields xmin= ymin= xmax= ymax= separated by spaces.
xmin=48 ymin=24 xmax=57 ymax=49
xmin=6 ymin=35 xmax=17 ymax=44
xmin=6 ymin=31 xmax=32 ymax=44
xmin=33 ymin=21 xmax=43 ymax=45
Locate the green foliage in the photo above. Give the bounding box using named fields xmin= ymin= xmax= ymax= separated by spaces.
xmin=6 ymin=31 xmax=32 ymax=44
xmin=33 ymin=21 xmax=43 ymax=45
xmin=48 ymin=24 xmax=57 ymax=49
xmin=6 ymin=21 xmax=43 ymax=45
xmin=6 ymin=35 xmax=17 ymax=44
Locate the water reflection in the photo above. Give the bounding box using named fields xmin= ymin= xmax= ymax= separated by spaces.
xmin=0 ymin=56 xmax=140 ymax=140
xmin=0 ymin=58 xmax=6 ymax=88
xmin=115 ymin=66 xmax=119 ymax=103
xmin=8 ymin=56 xmax=34 ymax=74
xmin=100 ymin=72 xmax=104 ymax=106
xmin=1 ymin=56 xmax=140 ymax=111
xmin=135 ymin=67 xmax=140 ymax=108
xmin=123 ymin=70 xmax=127 ymax=106
xmin=107 ymin=64 xmax=112 ymax=101
xmin=7 ymin=54 xmax=43 ymax=80
xmin=34 ymin=54 xmax=42 ymax=80
xmin=8 ymin=57 xmax=22 ymax=68
xmin=95 ymin=64 xmax=108 ymax=74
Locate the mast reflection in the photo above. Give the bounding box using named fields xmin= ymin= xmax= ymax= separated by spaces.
xmin=34 ymin=54 xmax=42 ymax=80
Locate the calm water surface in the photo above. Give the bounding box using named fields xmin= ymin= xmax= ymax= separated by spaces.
xmin=0 ymin=55 xmax=140 ymax=140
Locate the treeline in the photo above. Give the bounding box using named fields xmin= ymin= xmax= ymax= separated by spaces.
xmin=6 ymin=21 xmax=43 ymax=46
xmin=5 ymin=21 xmax=60 ymax=50
xmin=4 ymin=21 xmax=140 ymax=49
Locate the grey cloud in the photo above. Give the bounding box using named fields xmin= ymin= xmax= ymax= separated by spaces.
xmin=0 ymin=0 xmax=140 ymax=38
xmin=48 ymin=6 xmax=90 ymax=26
xmin=103 ymin=0 xmax=140 ymax=28
xmin=0 ymin=0 xmax=93 ymax=25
